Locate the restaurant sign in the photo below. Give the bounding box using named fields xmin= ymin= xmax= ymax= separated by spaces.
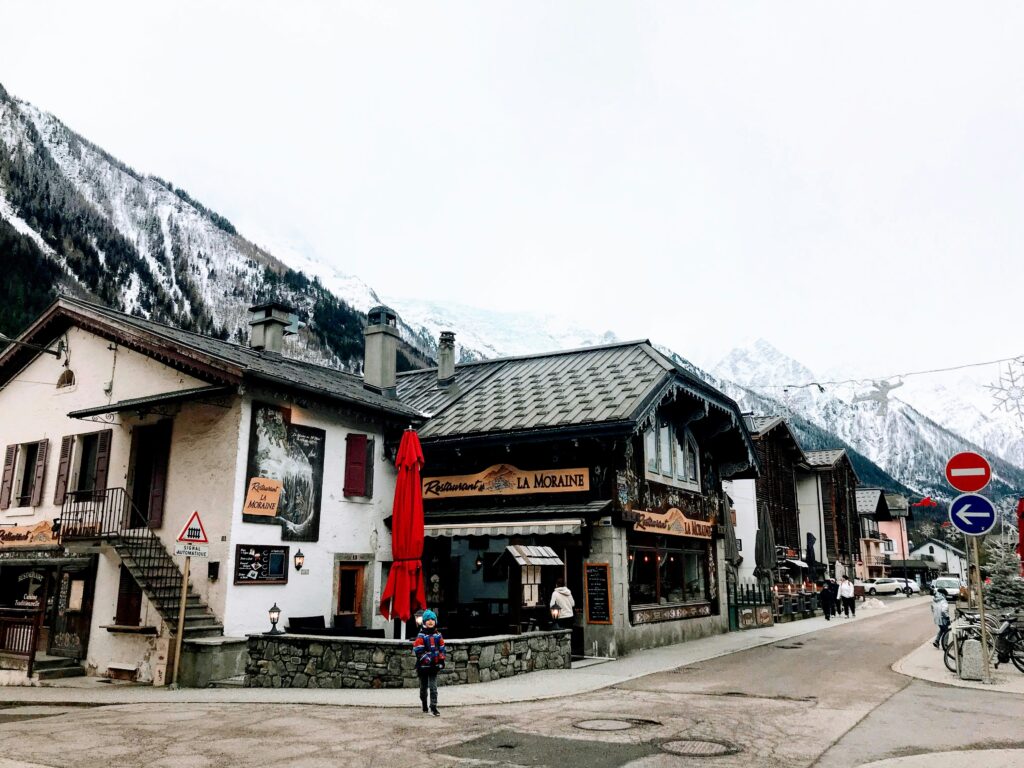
xmin=422 ymin=464 xmax=590 ymax=499
xmin=0 ymin=520 xmax=59 ymax=550
xmin=631 ymin=507 xmax=713 ymax=539
xmin=242 ymin=478 xmax=282 ymax=517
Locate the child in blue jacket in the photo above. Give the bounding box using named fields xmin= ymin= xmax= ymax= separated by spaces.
xmin=413 ymin=609 xmax=446 ymax=715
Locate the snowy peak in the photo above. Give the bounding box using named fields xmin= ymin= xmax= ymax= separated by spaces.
xmin=712 ymin=339 xmax=818 ymax=390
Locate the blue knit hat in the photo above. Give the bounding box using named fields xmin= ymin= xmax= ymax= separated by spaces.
xmin=421 ymin=609 xmax=437 ymax=624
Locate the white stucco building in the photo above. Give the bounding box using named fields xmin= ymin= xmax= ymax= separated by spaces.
xmin=0 ymin=296 xmax=420 ymax=684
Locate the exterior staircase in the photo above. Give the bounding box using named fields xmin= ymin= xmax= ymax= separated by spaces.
xmin=113 ymin=535 xmax=223 ymax=639
xmin=61 ymin=488 xmax=223 ymax=639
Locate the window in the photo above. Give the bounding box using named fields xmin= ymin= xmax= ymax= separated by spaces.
xmin=628 ymin=545 xmax=708 ymax=606
xmin=0 ymin=440 xmax=49 ymax=510
xmin=343 ymin=434 xmax=375 ymax=498
xmin=643 ymin=423 xmax=700 ymax=491
xmin=56 ymin=369 xmax=75 ymax=389
xmin=54 ymin=430 xmax=112 ymax=505
xmin=115 ymin=565 xmax=143 ymax=626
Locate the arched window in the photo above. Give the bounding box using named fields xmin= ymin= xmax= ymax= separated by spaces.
xmin=56 ymin=369 xmax=76 ymax=389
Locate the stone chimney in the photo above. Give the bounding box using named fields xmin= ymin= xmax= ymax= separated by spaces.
xmin=363 ymin=305 xmax=400 ymax=396
xmin=437 ymin=331 xmax=456 ymax=387
xmin=249 ymin=300 xmax=295 ymax=354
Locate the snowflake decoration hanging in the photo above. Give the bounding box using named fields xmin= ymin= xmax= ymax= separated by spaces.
xmin=987 ymin=357 xmax=1024 ymax=428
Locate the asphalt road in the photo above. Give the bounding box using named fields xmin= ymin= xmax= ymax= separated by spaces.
xmin=1 ymin=601 xmax=1021 ymax=768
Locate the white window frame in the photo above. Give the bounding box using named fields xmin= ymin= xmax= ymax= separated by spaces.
xmin=643 ymin=423 xmax=701 ymax=492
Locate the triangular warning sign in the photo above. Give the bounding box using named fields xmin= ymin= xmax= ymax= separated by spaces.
xmin=176 ymin=511 xmax=209 ymax=544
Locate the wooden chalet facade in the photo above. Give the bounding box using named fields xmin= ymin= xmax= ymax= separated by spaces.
xmin=396 ymin=339 xmax=758 ymax=657
xmin=799 ymin=449 xmax=860 ymax=579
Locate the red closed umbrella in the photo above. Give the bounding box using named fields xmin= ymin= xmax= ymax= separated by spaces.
xmin=379 ymin=429 xmax=426 ymax=621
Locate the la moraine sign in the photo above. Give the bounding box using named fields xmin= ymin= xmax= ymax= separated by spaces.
xmin=422 ymin=464 xmax=590 ymax=499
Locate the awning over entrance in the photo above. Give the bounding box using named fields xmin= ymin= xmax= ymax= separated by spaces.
xmin=67 ymin=385 xmax=233 ymax=419
xmin=424 ymin=518 xmax=583 ymax=538
xmin=502 ymin=545 xmax=564 ymax=566
xmin=782 ymin=558 xmax=809 ymax=569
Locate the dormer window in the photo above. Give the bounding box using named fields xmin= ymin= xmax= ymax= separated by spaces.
xmin=643 ymin=423 xmax=701 ymax=492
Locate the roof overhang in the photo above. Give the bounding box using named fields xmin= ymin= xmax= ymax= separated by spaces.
xmin=67 ymin=385 xmax=235 ymax=420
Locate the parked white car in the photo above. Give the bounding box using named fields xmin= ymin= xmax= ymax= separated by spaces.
xmin=858 ymin=577 xmax=902 ymax=595
xmin=893 ymin=577 xmax=920 ymax=594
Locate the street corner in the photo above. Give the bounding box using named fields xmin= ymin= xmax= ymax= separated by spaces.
xmin=893 ymin=639 xmax=1024 ymax=695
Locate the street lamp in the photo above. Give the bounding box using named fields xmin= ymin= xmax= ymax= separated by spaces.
xmin=267 ymin=603 xmax=283 ymax=635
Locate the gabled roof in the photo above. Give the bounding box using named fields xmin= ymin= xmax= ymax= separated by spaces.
xmin=397 ymin=340 xmax=757 ymax=477
xmin=804 ymin=449 xmax=845 ymax=467
xmin=855 ymin=488 xmax=891 ymax=519
xmin=0 ymin=296 xmax=423 ymax=422
xmin=884 ymin=493 xmax=910 ymax=518
xmin=743 ymin=414 xmax=807 ymax=463
xmin=915 ymin=537 xmax=966 ymax=557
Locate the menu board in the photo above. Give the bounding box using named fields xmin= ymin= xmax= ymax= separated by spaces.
xmin=234 ymin=544 xmax=290 ymax=585
xmin=584 ymin=562 xmax=612 ymax=624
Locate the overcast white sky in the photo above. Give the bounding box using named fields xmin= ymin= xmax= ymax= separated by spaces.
xmin=2 ymin=2 xmax=1021 ymax=375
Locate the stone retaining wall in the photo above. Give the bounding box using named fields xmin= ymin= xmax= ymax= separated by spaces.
xmin=245 ymin=630 xmax=571 ymax=689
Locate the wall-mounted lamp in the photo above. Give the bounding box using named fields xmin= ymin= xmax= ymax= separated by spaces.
xmin=294 ymin=549 xmax=305 ymax=571
xmin=267 ymin=603 xmax=283 ymax=635
xmin=474 ymin=553 xmax=484 ymax=570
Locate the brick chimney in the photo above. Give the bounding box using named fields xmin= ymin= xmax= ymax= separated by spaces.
xmin=437 ymin=331 xmax=456 ymax=388
xmin=363 ymin=305 xmax=399 ymax=396
xmin=249 ymin=300 xmax=295 ymax=354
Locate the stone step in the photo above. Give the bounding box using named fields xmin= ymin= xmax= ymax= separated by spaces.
xmin=208 ymin=674 xmax=245 ymax=688
xmin=36 ymin=664 xmax=86 ymax=681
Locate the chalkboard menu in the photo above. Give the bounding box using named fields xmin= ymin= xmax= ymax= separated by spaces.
xmin=234 ymin=544 xmax=290 ymax=585
xmin=584 ymin=562 xmax=612 ymax=624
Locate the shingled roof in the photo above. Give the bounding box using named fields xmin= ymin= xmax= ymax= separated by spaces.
xmin=804 ymin=449 xmax=846 ymax=467
xmin=397 ymin=340 xmax=757 ymax=477
xmin=0 ymin=295 xmax=423 ymax=421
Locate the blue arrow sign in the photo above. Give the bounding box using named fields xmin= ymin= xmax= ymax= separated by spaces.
xmin=948 ymin=493 xmax=997 ymax=536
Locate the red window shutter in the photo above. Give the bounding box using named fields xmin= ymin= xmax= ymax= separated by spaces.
xmin=344 ymin=434 xmax=368 ymax=496
xmin=54 ymin=436 xmax=74 ymax=505
xmin=115 ymin=565 xmax=143 ymax=626
xmin=364 ymin=438 xmax=375 ymax=499
xmin=0 ymin=444 xmax=16 ymax=510
xmin=147 ymin=422 xmax=172 ymax=528
xmin=93 ymin=429 xmax=113 ymax=495
xmin=30 ymin=439 xmax=49 ymax=507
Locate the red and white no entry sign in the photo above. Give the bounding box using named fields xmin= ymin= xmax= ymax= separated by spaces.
xmin=945 ymin=452 xmax=991 ymax=493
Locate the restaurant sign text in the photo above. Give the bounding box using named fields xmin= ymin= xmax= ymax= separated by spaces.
xmin=423 ymin=464 xmax=589 ymax=499
xmin=243 ymin=477 xmax=282 ymax=517
xmin=0 ymin=521 xmax=59 ymax=549
xmin=631 ymin=507 xmax=713 ymax=539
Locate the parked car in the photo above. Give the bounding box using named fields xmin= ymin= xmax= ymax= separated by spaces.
xmin=930 ymin=577 xmax=966 ymax=601
xmin=893 ymin=577 xmax=920 ymax=595
xmin=857 ymin=577 xmax=902 ymax=595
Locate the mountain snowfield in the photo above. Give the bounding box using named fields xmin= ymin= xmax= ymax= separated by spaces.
xmin=1 ymin=87 xmax=1020 ymax=506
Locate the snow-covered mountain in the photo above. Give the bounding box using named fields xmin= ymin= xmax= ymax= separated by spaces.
xmin=713 ymin=340 xmax=1024 ymax=505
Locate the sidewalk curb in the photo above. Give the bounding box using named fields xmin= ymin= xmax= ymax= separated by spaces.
xmin=891 ymin=638 xmax=1024 ymax=695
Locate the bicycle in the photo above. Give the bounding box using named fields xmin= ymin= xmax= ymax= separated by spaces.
xmin=942 ymin=612 xmax=1024 ymax=674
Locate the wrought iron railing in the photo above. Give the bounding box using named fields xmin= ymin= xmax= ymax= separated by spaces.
xmin=59 ymin=488 xmax=181 ymax=605
xmin=0 ymin=608 xmax=43 ymax=677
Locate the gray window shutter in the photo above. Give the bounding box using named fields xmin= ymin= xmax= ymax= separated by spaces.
xmin=0 ymin=444 xmax=16 ymax=510
xmin=93 ymin=430 xmax=113 ymax=495
xmin=30 ymin=439 xmax=49 ymax=507
xmin=54 ymin=436 xmax=74 ymax=505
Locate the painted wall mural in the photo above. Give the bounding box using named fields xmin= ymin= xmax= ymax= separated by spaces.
xmin=244 ymin=404 xmax=325 ymax=542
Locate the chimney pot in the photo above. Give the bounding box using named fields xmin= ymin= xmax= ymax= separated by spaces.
xmin=364 ymin=305 xmax=400 ymax=396
xmin=437 ymin=331 xmax=456 ymax=387
xmin=249 ymin=300 xmax=295 ymax=354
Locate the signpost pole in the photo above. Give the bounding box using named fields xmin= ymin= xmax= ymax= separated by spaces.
xmin=971 ymin=537 xmax=992 ymax=684
xmin=171 ymin=555 xmax=191 ymax=688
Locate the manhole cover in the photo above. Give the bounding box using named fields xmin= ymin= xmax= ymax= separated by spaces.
xmin=662 ymin=740 xmax=737 ymax=756
xmin=575 ymin=718 xmax=660 ymax=731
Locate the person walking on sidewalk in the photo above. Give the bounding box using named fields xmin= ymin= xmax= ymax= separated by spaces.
xmin=413 ymin=609 xmax=446 ymax=716
xmin=839 ymin=576 xmax=856 ymax=618
xmin=820 ymin=578 xmax=837 ymax=620
xmin=549 ymin=577 xmax=575 ymax=630
xmin=931 ymin=591 xmax=950 ymax=648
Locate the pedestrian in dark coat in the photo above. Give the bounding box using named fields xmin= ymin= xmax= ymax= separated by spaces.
xmin=820 ymin=580 xmax=836 ymax=620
